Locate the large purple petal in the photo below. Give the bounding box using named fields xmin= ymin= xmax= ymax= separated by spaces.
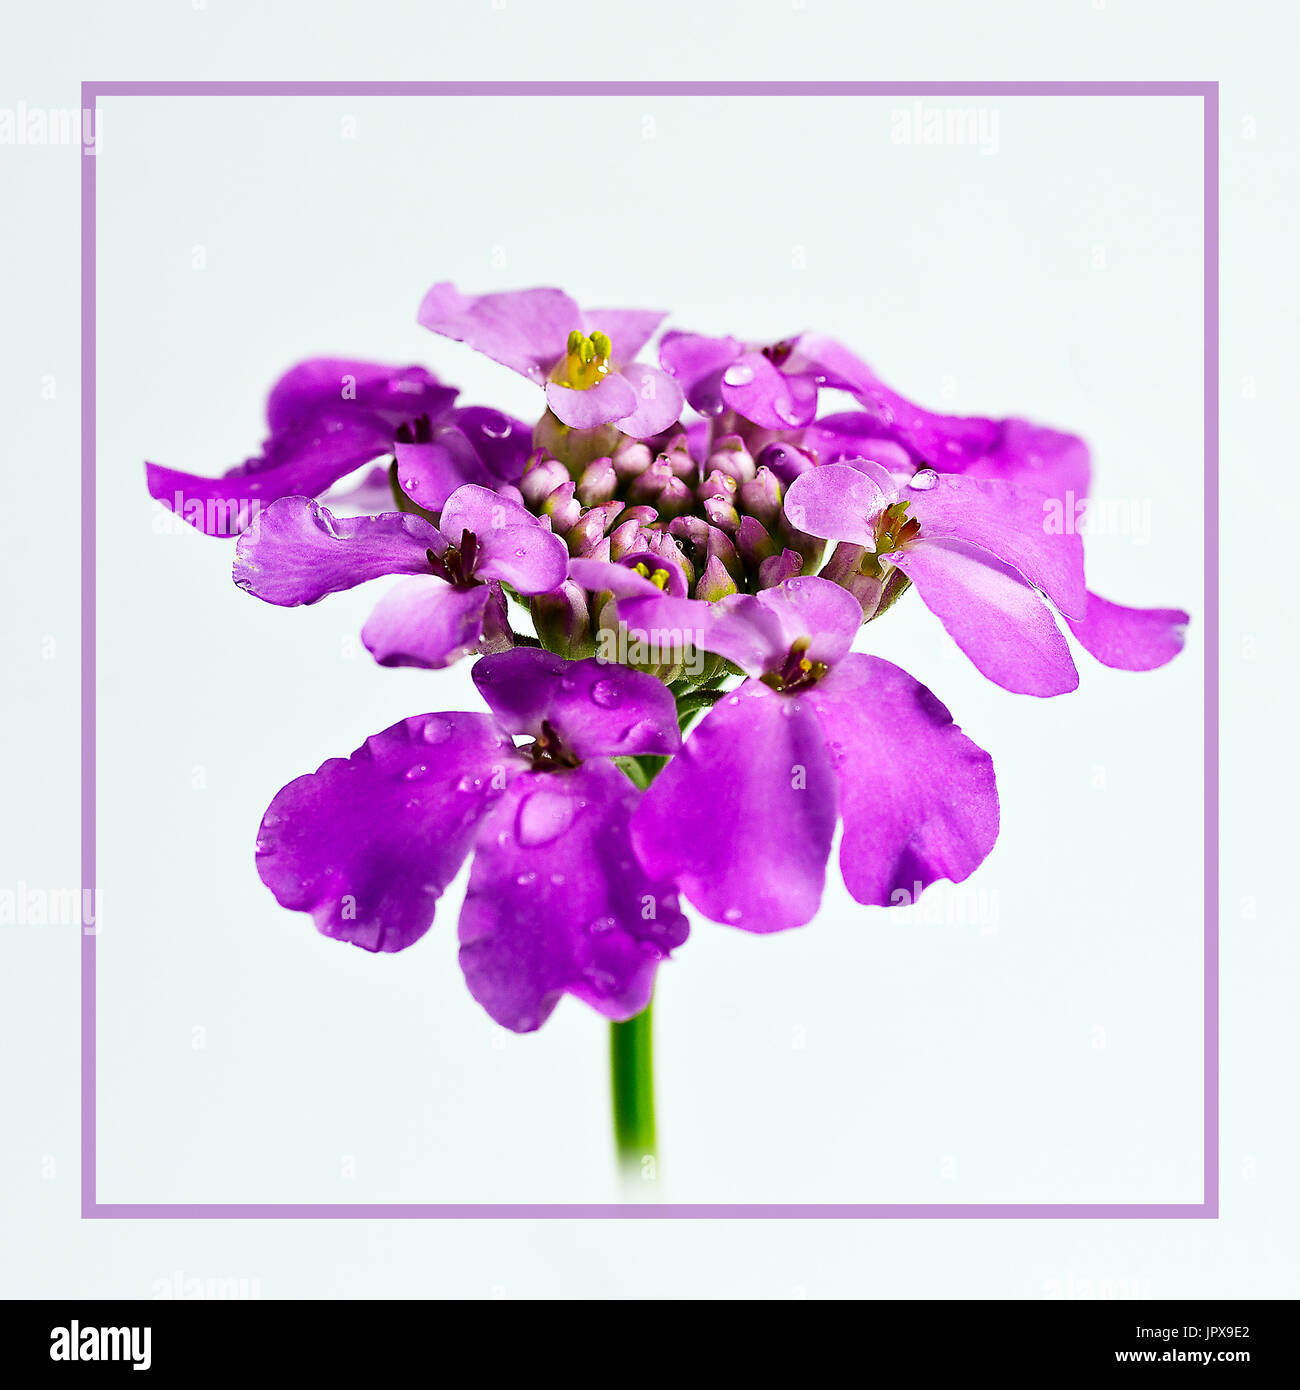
xmin=958 ymin=418 xmax=1092 ymax=503
xmin=265 ymin=359 xmax=456 ymax=434
xmin=233 ymin=497 xmax=440 ymax=606
xmin=417 ymin=283 xmax=579 ymax=381
xmin=754 ymin=577 xmax=864 ymax=667
xmin=1065 ymin=590 xmax=1190 ymax=671
xmin=804 ymin=655 xmax=999 ymax=906
xmin=659 ymin=330 xmax=742 ymax=413
xmin=393 ymin=433 xmax=493 ymax=511
xmin=631 ymin=680 xmax=837 ymax=932
xmin=440 ymin=406 xmax=532 ymax=484
xmin=361 ymin=577 xmax=493 ymax=669
xmin=256 ymin=712 xmax=524 ymax=953
xmin=458 ymin=761 xmax=689 ymax=1032
xmin=147 ymin=416 xmax=394 ymax=538
xmin=616 ymin=592 xmax=788 ymax=677
xmin=899 ymin=472 xmax=1087 ymax=619
xmin=544 ymin=373 xmax=639 ymax=429
xmin=472 ymin=648 xmax=680 ymax=759
xmin=891 ymin=540 xmax=1080 ymax=697
xmin=440 ymin=485 xmax=569 ymax=594
xmin=613 ymin=362 xmax=686 ymax=438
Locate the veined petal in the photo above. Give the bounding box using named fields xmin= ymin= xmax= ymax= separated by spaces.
xmin=783 ymin=463 xmax=893 ymax=548
xmin=458 ymin=762 xmax=688 ymax=1032
xmin=440 ymin=485 xmax=569 ymax=594
xmin=233 ymin=497 xmax=440 ymax=605
xmin=631 ymin=681 xmax=837 ymax=932
xmin=659 ymin=330 xmax=743 ymax=413
xmin=362 ymin=577 xmax=493 ymax=669
xmin=418 ymin=282 xmax=579 ymax=381
xmin=265 ymin=359 xmax=456 ymax=434
xmin=616 ymin=592 xmax=788 ymax=677
xmin=891 ymin=540 xmax=1080 ymax=697
xmin=804 ymin=655 xmax=999 ymax=906
xmin=900 ymin=472 xmax=1087 ymax=619
xmin=1065 ymin=590 xmax=1190 ymax=671
xmin=720 ymin=349 xmax=817 ymax=430
xmin=255 ymin=712 xmax=524 ymax=953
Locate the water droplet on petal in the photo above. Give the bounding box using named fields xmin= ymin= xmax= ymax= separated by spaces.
xmin=516 ymin=787 xmax=578 ymax=847
xmin=515 ymin=870 xmax=537 ymax=887
xmin=404 ymin=763 xmax=429 ymax=780
xmin=723 ymin=906 xmax=743 ymax=924
xmin=908 ymin=468 xmax=939 ymax=491
xmin=723 ymin=363 xmax=755 ymax=387
xmin=549 ymin=871 xmax=566 ymax=886
xmin=591 ymin=678 xmax=623 ymax=710
xmin=421 ymin=716 xmax=452 ymax=744
xmin=481 ymin=414 xmax=512 ymax=439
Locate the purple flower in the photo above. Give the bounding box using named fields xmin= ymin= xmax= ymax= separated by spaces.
xmin=418 ymin=283 xmax=684 ymax=438
xmin=617 ymin=577 xmax=1000 ymax=932
xmin=146 ymin=356 xmax=531 ymax=537
xmin=233 ymin=485 xmax=569 ymax=669
xmin=254 ymin=648 xmax=687 ymax=1032
xmin=659 ymin=330 xmax=825 ymax=429
xmin=785 ymin=462 xmax=1187 ymax=695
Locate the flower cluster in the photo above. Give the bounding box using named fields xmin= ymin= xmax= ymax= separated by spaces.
xmin=149 ymin=282 xmax=1188 ymax=1032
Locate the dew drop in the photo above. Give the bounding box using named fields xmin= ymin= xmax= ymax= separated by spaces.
xmin=588 ymin=916 xmax=616 ymax=935
xmin=723 ymin=906 xmax=743 ymax=924
xmin=404 ymin=763 xmax=429 ymax=780
xmin=723 ymin=363 xmax=755 ymax=387
xmin=550 ymin=871 xmax=566 ymax=886
xmin=420 ymin=716 xmax=452 ymax=745
xmin=591 ymin=678 xmax=623 ymax=709
xmin=516 ymin=787 xmax=577 ymax=847
xmin=481 ymin=414 xmax=512 ymax=439
xmin=908 ymin=468 xmax=939 ymax=491
xmin=515 ymin=870 xmax=537 ymax=887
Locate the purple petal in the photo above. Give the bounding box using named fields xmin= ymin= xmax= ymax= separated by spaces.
xmin=753 ymin=576 xmax=864 ymax=667
xmin=659 ymin=330 xmax=743 ymax=413
xmin=458 ymin=761 xmax=688 ymax=1032
xmin=804 ymin=655 xmax=999 ymax=906
xmin=899 ymin=472 xmax=1087 ymax=620
xmin=612 ymin=362 xmax=686 ymax=438
xmin=959 ymin=418 xmax=1092 ymax=503
xmin=256 ymin=712 xmax=524 ymax=953
xmin=472 ymin=648 xmax=680 ymax=759
xmin=545 ymin=373 xmax=640 ymax=429
xmin=232 ymin=498 xmax=440 ymax=606
xmin=393 ymin=433 xmax=493 ymax=511
xmin=584 ymin=307 xmax=667 ymax=365
xmin=568 ymin=557 xmax=671 ymax=599
xmin=361 ymin=577 xmax=493 ymax=669
xmin=439 ymin=485 xmax=569 ymax=594
xmin=800 ymin=413 xmax=915 ymax=474
xmin=441 ymin=406 xmax=532 ymax=484
xmin=891 ymin=540 xmax=1080 ymax=697
xmin=631 ymin=681 xmax=837 ymax=932
xmin=417 ymin=282 xmax=579 ymax=381
xmin=1065 ymin=590 xmax=1190 ymax=670
xmin=147 ymin=416 xmax=394 ymax=538
xmin=783 ymin=463 xmax=893 ymax=548
xmin=616 ymin=592 xmax=789 ymax=677
xmin=265 ymin=358 xmax=457 ymax=434
xmin=720 ymin=350 xmax=817 ymax=430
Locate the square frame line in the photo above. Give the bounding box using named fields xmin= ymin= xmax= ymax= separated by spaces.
xmin=80 ymin=79 xmax=1219 ymax=1220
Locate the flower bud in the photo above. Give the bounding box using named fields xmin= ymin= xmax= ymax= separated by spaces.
xmin=575 ymin=457 xmax=618 ymax=507
xmin=756 ymin=441 xmax=816 ymax=486
xmin=738 ymin=465 xmax=783 ymax=528
xmin=736 ymin=514 xmax=776 ymax=567
xmin=705 ymin=435 xmax=756 ymax=485
xmin=757 ymin=547 xmax=804 ymax=590
xmin=819 ymin=542 xmax=884 ymax=618
xmin=540 ymin=479 xmax=582 ymax=533
xmin=696 ymin=554 xmax=739 ymax=601
xmin=612 ymin=437 xmax=654 ymax=481
xmin=565 ymin=501 xmax=624 ymax=555
xmin=530 ymin=581 xmax=596 ymax=659
xmin=520 ymin=453 xmax=571 ymax=509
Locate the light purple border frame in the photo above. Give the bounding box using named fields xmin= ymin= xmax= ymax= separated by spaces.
xmin=80 ymin=80 xmax=1219 ymax=1221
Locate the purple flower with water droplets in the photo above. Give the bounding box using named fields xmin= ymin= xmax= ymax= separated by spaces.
xmin=659 ymin=330 xmax=825 ymax=430
xmin=255 ymin=648 xmax=687 ymax=1032
xmin=617 ymin=576 xmax=1000 ymax=932
xmin=233 ymin=484 xmax=569 ymax=669
xmin=418 ymin=283 xmax=685 ymax=438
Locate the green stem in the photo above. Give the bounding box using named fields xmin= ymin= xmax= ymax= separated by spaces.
xmin=610 ymin=999 xmax=656 ymax=1181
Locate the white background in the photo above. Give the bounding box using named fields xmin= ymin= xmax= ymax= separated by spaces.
xmin=0 ymin=0 xmax=1292 ymax=1298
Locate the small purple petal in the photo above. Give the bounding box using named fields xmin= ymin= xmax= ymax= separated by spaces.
xmin=458 ymin=761 xmax=688 ymax=1032
xmin=545 ymin=373 xmax=639 ymax=430
xmin=440 ymin=485 xmax=569 ymax=594
xmin=393 ymin=432 xmax=493 ymax=510
xmin=1065 ymin=590 xmax=1190 ymax=671
xmin=568 ymin=557 xmax=671 ymax=599
xmin=256 ymin=712 xmax=524 ymax=953
xmin=441 ymin=406 xmax=532 ymax=484
xmin=613 ymin=362 xmax=687 ymax=438
xmin=472 ymin=648 xmax=681 ymax=759
xmin=616 ymin=592 xmax=788 ymax=678
xmin=361 ymin=577 xmax=493 ymax=669
xmin=784 ymin=463 xmax=892 ymax=548
xmin=659 ymin=330 xmax=743 ymax=414
xmin=891 ymin=540 xmax=1080 ymax=697
xmin=233 ymin=497 xmax=440 ymax=606
xmin=585 ymin=307 xmax=667 ymax=365
xmin=804 ymin=655 xmax=1000 ymax=906
xmin=418 ymin=282 xmax=579 ymax=381
xmin=631 ymin=681 xmax=837 ymax=932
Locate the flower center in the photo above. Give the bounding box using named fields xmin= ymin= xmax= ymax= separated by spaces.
xmin=761 ymin=638 xmax=829 ymax=694
xmin=555 ymin=329 xmax=613 ymax=391
xmin=631 ymin=560 xmax=673 ymax=591
xmin=527 ymin=719 xmax=581 ymax=770
xmin=761 ymin=339 xmax=795 ymax=368
xmin=427 ymin=528 xmax=480 ymax=587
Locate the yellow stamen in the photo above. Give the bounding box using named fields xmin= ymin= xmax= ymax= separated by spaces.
xmin=555 ymin=328 xmax=614 ymax=390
